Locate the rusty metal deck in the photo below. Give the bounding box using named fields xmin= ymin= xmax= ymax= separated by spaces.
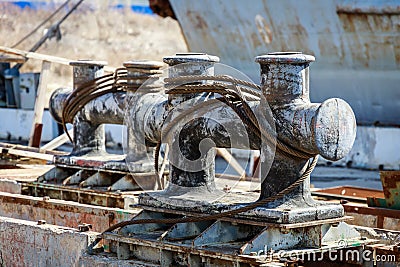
xmin=0 ymin=191 xmax=140 ymax=232
xmin=312 ymin=185 xmax=400 ymax=231
xmin=100 ymin=209 xmax=381 ymax=266
xmin=312 ymin=186 xmax=385 ymax=202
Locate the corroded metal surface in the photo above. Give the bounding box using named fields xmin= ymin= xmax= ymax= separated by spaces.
xmin=71 ymin=61 xmax=107 ymax=156
xmin=102 ymin=210 xmax=375 ymax=266
xmin=344 ymin=203 xmax=400 ymax=230
xmin=25 ymin=163 xmax=160 ymax=208
xmin=50 ymin=89 xmax=126 ymax=125
xmin=0 ymin=216 xmax=98 ymax=267
xmin=0 ymin=192 xmax=139 ymax=232
xmin=48 ymin=60 xmax=165 ymax=194
xmin=22 ymin=181 xmax=129 ymax=208
xmin=380 ymin=171 xmax=400 ymax=209
xmin=41 ymin=51 xmax=363 ymax=264
xmin=312 ymin=186 xmax=384 ymax=201
xmin=367 ymin=171 xmax=400 ymax=210
xmin=165 ymin=53 xmax=218 ymax=188
xmin=69 ymin=60 xmax=108 ymax=90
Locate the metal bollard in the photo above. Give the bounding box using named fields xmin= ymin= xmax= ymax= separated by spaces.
xmin=69 ymin=60 xmax=108 ymax=156
xmin=163 ymin=53 xmax=219 ymax=189
xmin=163 ymin=53 xmax=219 ymax=105
xmin=46 ymin=59 xmax=166 ymax=192
xmin=49 ymin=60 xmax=164 ymax=160
xmin=123 ymin=60 xmax=164 ymax=163
xmin=134 ymin=52 xmax=356 ymax=223
xmin=256 ymin=52 xmax=356 ymax=205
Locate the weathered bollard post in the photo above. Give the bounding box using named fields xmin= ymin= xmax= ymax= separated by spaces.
xmin=163 ymin=53 xmax=220 ymax=190
xmin=69 ymin=60 xmax=108 ymax=156
xmin=254 ymin=52 xmax=356 ymax=221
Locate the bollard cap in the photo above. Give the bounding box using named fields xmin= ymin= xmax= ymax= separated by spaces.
xmin=314 ymin=98 xmax=356 ymax=161
xmin=163 ymin=53 xmax=219 ymax=66
xmin=69 ymin=60 xmax=108 ymax=67
xmin=255 ymin=52 xmax=315 ymax=64
xmin=123 ymin=60 xmax=164 ymax=69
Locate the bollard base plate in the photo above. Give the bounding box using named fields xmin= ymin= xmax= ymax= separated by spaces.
xmin=138 ymin=184 xmax=344 ymax=224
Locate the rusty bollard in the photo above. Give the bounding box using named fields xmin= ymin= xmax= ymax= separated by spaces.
xmin=255 ymin=52 xmax=356 ymax=221
xmin=69 ymin=60 xmax=108 ymax=156
xmin=163 ymin=53 xmax=220 ymax=189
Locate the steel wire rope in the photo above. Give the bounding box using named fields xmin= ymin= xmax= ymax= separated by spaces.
xmin=11 ymin=0 xmax=72 ymax=48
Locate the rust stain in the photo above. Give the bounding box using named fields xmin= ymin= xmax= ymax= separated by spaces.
xmin=337 ymin=4 xmax=400 ymax=15
xmin=338 ymin=12 xmax=400 ymax=68
xmin=186 ymin=10 xmax=208 ymax=30
xmin=318 ymin=34 xmax=340 ymax=61
xmin=75 ymin=159 xmax=105 ymax=167
xmin=250 ymin=32 xmax=262 ymax=48
xmin=315 ymin=186 xmax=384 ymax=199
xmin=0 ymin=193 xmax=137 ymax=231
xmin=285 ymin=14 xmax=309 ymax=52
xmin=380 ymin=171 xmax=400 ymax=208
xmin=377 ymin=215 xmax=384 ymax=228
xmin=254 ymin=14 xmax=273 ymax=45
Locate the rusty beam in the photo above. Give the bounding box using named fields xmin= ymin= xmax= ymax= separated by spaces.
xmin=30 ymin=123 xmax=43 ymax=148
xmin=21 ymin=181 xmax=139 ymax=208
xmin=344 ymin=203 xmax=400 ymax=219
xmin=0 ymin=191 xmax=139 ymax=232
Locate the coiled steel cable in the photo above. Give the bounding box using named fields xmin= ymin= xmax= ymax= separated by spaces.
xmin=154 ymin=75 xmax=315 ymax=175
xmin=61 ymin=67 xmax=160 ymax=143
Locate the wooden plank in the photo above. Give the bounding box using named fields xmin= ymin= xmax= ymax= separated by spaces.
xmin=0 ymin=167 xmax=52 ymax=181
xmin=0 ymin=147 xmax=54 ymax=161
xmin=0 ymin=142 xmax=67 ymax=156
xmin=0 ymin=45 xmax=115 ymax=72
xmin=216 ymin=148 xmax=246 ymax=179
xmin=41 ymin=129 xmax=73 ymax=150
xmin=28 ymin=60 xmax=51 ymax=147
xmin=0 ymin=45 xmax=70 ymax=65
xmin=0 ymin=56 xmax=26 ymax=63
xmin=30 ymin=123 xmax=43 ymax=148
xmin=157 ymin=144 xmax=169 ymax=190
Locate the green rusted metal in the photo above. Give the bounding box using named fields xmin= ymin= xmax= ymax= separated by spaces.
xmin=367 ymin=171 xmax=400 ymax=210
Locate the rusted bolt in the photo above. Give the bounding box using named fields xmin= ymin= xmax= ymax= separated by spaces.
xmin=78 ymin=223 xmax=92 ymax=232
xmin=332 ymin=222 xmax=340 ymax=227
xmin=360 ymin=236 xmax=367 ymax=241
xmin=223 ymin=185 xmax=231 ymax=193
xmin=340 ymin=199 xmax=349 ymax=204
xmin=42 ymin=196 xmax=50 ymax=201
xmin=37 ymin=220 xmax=46 ymax=225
